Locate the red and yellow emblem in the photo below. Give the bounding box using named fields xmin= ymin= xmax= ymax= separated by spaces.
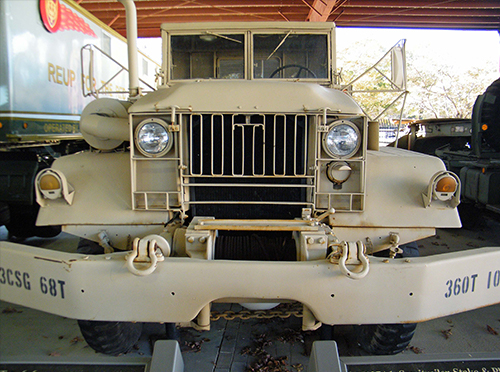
xmin=39 ymin=0 xmax=97 ymax=37
xmin=40 ymin=0 xmax=62 ymax=33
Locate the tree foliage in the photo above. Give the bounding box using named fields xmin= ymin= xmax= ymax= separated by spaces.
xmin=406 ymin=51 xmax=497 ymax=118
xmin=338 ymin=41 xmax=405 ymax=121
xmin=337 ymin=39 xmax=499 ymax=121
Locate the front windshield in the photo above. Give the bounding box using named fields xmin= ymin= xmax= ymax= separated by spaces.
xmin=253 ymin=33 xmax=328 ymax=79
xmin=169 ymin=31 xmax=328 ymax=80
xmin=171 ymin=33 xmax=244 ymax=79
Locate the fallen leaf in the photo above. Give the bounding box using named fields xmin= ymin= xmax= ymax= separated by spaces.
xmin=408 ymin=345 xmax=424 ymax=354
xmin=2 ymin=307 xmax=22 ymax=314
xmin=184 ymin=339 xmax=206 ymax=353
xmin=441 ymin=329 xmax=453 ymax=339
xmin=70 ymin=336 xmax=84 ymax=345
xmin=278 ymin=328 xmax=304 ymax=344
xmin=487 ymin=325 xmax=498 ymax=335
xmin=49 ymin=351 xmax=61 ymax=357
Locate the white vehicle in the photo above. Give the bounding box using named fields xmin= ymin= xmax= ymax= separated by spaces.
xmin=1 ymin=0 xmax=499 ymax=357
xmin=0 ymin=0 xmax=158 ymax=239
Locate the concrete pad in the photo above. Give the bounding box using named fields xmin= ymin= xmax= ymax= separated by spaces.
xmin=1 ymin=216 xmax=500 ymax=371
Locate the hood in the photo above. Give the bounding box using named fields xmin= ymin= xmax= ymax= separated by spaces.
xmin=129 ymin=80 xmax=363 ymax=115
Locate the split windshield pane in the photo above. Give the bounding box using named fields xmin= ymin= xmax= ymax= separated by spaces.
xmin=253 ymin=33 xmax=328 ymax=79
xmin=171 ymin=33 xmax=245 ymax=79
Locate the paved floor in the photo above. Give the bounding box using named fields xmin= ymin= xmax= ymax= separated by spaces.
xmin=1 ymin=216 xmax=500 ymax=371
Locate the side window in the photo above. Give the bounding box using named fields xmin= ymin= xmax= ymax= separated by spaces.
xmin=102 ymin=33 xmax=111 ymax=55
xmin=191 ymin=52 xmax=213 ymax=79
xmin=142 ymin=58 xmax=148 ymax=77
xmin=219 ymin=58 xmax=244 ymax=79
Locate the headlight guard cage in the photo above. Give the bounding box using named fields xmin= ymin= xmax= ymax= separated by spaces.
xmin=134 ymin=118 xmax=174 ymax=158
xmin=322 ymin=119 xmax=362 ymax=159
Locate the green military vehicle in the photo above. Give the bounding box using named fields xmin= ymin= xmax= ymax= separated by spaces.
xmin=395 ymin=78 xmax=500 ymax=224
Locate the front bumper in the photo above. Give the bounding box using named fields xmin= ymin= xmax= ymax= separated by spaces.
xmin=0 ymin=241 xmax=499 ymax=325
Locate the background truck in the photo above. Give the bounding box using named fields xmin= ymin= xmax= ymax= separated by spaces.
xmin=394 ymin=78 xmax=500 ymax=226
xmin=1 ymin=0 xmax=499 ymax=358
xmin=0 ymin=0 xmax=158 ymax=239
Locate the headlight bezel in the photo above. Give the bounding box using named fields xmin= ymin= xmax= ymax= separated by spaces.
xmin=322 ymin=120 xmax=361 ymax=159
xmin=134 ymin=118 xmax=173 ymax=158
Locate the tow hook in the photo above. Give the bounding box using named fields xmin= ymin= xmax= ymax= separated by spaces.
xmin=125 ymin=235 xmax=170 ymax=276
xmin=329 ymin=241 xmax=370 ymax=279
xmin=389 ymin=232 xmax=403 ymax=258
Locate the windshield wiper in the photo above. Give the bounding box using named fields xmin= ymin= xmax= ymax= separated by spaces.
xmin=204 ymin=31 xmax=242 ymax=44
xmin=266 ymin=30 xmax=292 ymax=60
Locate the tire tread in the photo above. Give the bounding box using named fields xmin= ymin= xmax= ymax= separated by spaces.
xmin=78 ymin=320 xmax=143 ymax=355
xmin=357 ymin=323 xmax=417 ymax=355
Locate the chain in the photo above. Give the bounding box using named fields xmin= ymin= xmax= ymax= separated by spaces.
xmin=210 ymin=303 xmax=303 ymax=321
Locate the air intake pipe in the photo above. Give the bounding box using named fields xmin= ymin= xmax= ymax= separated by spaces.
xmin=117 ymin=0 xmax=140 ymax=99
xmin=79 ymin=0 xmax=139 ymax=150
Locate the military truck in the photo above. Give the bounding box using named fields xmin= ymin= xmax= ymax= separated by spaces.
xmin=394 ymin=78 xmax=500 ymax=223
xmin=1 ymin=0 xmax=499 ymax=357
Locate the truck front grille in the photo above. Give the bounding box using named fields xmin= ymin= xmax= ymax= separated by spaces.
xmin=185 ymin=113 xmax=314 ymax=219
xmin=189 ymin=114 xmax=310 ymax=177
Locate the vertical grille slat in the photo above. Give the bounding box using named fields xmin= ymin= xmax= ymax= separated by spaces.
xmin=212 ymin=114 xmax=224 ymax=176
xmin=186 ymin=113 xmax=312 ymax=219
xmin=188 ymin=114 xmax=309 ymax=177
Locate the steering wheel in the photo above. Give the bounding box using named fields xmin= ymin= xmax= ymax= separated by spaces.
xmin=269 ymin=64 xmax=317 ymax=79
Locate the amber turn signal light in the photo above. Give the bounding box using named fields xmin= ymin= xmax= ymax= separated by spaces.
xmin=39 ymin=174 xmax=62 ymax=191
xmin=435 ymin=176 xmax=457 ymax=193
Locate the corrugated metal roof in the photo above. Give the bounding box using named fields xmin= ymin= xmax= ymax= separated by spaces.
xmin=76 ymin=0 xmax=500 ymax=38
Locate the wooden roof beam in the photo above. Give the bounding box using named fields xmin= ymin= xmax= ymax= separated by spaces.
xmin=306 ymin=0 xmax=340 ymax=22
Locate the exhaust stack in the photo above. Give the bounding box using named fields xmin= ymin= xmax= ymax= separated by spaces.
xmin=117 ymin=0 xmax=140 ymax=99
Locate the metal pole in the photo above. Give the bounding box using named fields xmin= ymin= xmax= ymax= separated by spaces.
xmin=117 ymin=0 xmax=141 ymax=99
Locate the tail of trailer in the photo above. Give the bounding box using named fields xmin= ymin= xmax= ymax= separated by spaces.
xmin=0 ymin=0 xmax=158 ymax=239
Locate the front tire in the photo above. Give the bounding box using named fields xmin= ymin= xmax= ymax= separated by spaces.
xmin=354 ymin=245 xmax=418 ymax=355
xmin=356 ymin=323 xmax=417 ymax=355
xmin=77 ymin=238 xmax=142 ymax=355
xmin=78 ymin=320 xmax=143 ymax=355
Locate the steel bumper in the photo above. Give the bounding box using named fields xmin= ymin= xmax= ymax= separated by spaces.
xmin=0 ymin=241 xmax=499 ymax=325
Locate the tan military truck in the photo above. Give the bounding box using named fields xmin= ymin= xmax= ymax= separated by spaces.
xmin=1 ymin=0 xmax=499 ymax=357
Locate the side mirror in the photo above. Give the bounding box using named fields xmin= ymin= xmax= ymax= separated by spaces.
xmin=340 ymin=39 xmax=408 ymax=123
xmin=391 ymin=40 xmax=406 ymax=90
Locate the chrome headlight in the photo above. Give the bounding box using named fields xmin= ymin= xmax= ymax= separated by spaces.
xmin=135 ymin=118 xmax=173 ymax=157
xmin=322 ymin=120 xmax=361 ymax=158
